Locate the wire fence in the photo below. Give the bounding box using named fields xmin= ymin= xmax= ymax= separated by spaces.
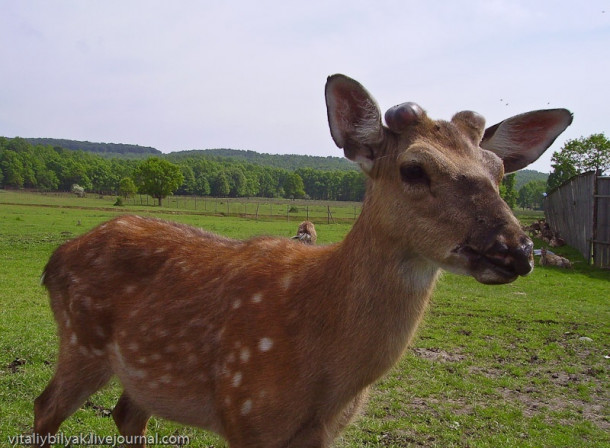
xmin=1 ymin=190 xmax=362 ymax=224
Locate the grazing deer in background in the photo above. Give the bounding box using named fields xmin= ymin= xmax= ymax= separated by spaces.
xmin=539 ymin=247 xmax=572 ymax=268
xmin=292 ymin=221 xmax=317 ymax=245
xmin=34 ymin=74 xmax=572 ymax=447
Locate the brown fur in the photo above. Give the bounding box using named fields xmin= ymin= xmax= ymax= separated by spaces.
xmin=33 ymin=74 xmax=571 ymax=447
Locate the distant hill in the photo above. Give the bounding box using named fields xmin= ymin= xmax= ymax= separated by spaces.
xmin=25 ymin=138 xmax=161 ymax=156
xmin=166 ymin=149 xmax=549 ymax=187
xmin=514 ymin=169 xmax=549 ymax=190
xmin=167 ymin=148 xmax=357 ymax=171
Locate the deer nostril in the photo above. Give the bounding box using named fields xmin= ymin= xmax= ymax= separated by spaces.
xmin=483 ymin=236 xmax=534 ymax=277
xmin=520 ymin=237 xmax=534 ymax=258
xmin=510 ymin=237 xmax=534 ymax=276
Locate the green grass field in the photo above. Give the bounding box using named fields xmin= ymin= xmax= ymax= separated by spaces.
xmin=1 ymin=190 xmax=608 ymax=447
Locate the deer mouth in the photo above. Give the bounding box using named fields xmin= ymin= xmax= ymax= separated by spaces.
xmin=453 ymin=244 xmax=532 ymax=285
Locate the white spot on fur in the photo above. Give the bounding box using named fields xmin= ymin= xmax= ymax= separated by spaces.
xmin=232 ymin=372 xmax=242 ymax=387
xmin=232 ymin=299 xmax=242 ymax=309
xmin=150 ymin=353 xmax=162 ymax=361
xmin=177 ymin=260 xmax=190 ymax=273
xmin=91 ymin=347 xmax=105 ymax=357
xmin=129 ymin=367 xmax=147 ymax=379
xmin=259 ymin=338 xmax=273 ymax=352
xmin=155 ymin=328 xmax=169 ymax=338
xmin=128 ymin=342 xmax=139 ymax=352
xmin=81 ymin=295 xmax=92 ymax=309
xmin=78 ymin=346 xmax=91 ymax=357
xmin=282 ymin=274 xmax=293 ymax=290
xmin=240 ymin=347 xmax=251 ymax=363
xmin=70 ymin=333 xmax=78 ymax=345
xmin=251 ymin=293 xmax=263 ymax=303
xmin=160 ymin=374 xmax=172 ymax=384
xmin=95 ymin=326 xmax=106 ymax=338
xmin=124 ymin=284 xmax=136 ymax=295
xmin=241 ymin=399 xmax=253 ymax=415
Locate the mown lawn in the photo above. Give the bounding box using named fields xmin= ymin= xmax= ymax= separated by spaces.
xmin=0 ymin=193 xmax=608 ymax=447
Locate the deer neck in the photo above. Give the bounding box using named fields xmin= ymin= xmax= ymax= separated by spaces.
xmin=309 ymin=204 xmax=440 ymax=383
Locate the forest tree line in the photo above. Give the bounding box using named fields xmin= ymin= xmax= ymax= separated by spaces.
xmin=1 ymin=137 xmax=549 ymax=206
xmin=0 ymin=137 xmax=367 ymax=201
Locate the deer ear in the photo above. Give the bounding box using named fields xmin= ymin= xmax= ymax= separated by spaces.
xmin=325 ymin=74 xmax=384 ymax=174
xmin=451 ymin=111 xmax=486 ymax=145
xmin=480 ymin=109 xmax=573 ymax=173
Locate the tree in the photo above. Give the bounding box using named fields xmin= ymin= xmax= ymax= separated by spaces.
xmin=194 ymin=175 xmax=211 ymax=196
xmin=211 ymin=171 xmax=230 ymax=197
xmin=500 ymin=173 xmax=517 ymax=209
xmin=548 ymin=133 xmax=610 ymax=190
xmin=517 ymin=180 xmax=547 ymax=210
xmin=0 ymin=150 xmax=25 ymax=188
xmin=118 ymin=177 xmax=137 ymax=199
xmin=283 ymin=172 xmax=306 ymax=199
xmin=133 ymin=157 xmax=184 ymax=206
xmin=177 ymin=165 xmax=196 ymax=195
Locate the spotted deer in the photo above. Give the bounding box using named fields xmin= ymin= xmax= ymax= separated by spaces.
xmin=292 ymin=221 xmax=317 ymax=245
xmin=34 ymin=74 xmax=572 ymax=447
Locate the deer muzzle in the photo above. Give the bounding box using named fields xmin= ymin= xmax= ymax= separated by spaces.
xmin=454 ymin=234 xmax=534 ymax=285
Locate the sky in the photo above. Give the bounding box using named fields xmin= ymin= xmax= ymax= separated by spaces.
xmin=1 ymin=1 xmax=609 ymax=173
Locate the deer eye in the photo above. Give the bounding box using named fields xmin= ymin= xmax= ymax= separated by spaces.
xmin=400 ymin=163 xmax=430 ymax=187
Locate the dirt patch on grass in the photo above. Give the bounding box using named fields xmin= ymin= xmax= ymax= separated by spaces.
xmin=83 ymin=400 xmax=112 ymax=418
xmin=5 ymin=358 xmax=26 ymax=373
xmin=468 ymin=366 xmax=507 ymax=379
xmin=412 ymin=348 xmax=466 ymax=363
xmin=499 ymin=387 xmax=609 ymax=430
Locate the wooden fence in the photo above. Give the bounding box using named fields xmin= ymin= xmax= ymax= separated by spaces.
xmin=544 ymin=171 xmax=610 ymax=268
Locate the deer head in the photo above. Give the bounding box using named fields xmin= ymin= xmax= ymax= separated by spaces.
xmin=326 ymin=74 xmax=572 ymax=284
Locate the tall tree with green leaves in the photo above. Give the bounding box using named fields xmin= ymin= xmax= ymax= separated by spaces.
xmin=283 ymin=172 xmax=306 ymax=199
xmin=118 ymin=177 xmax=137 ymax=199
xmin=517 ymin=180 xmax=547 ymax=210
xmin=500 ymin=173 xmax=517 ymax=209
xmin=133 ymin=157 xmax=184 ymax=206
xmin=211 ymin=171 xmax=230 ymax=197
xmin=547 ymin=133 xmax=610 ymax=190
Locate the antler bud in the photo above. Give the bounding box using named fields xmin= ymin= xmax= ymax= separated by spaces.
xmin=384 ymin=102 xmax=424 ymax=133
